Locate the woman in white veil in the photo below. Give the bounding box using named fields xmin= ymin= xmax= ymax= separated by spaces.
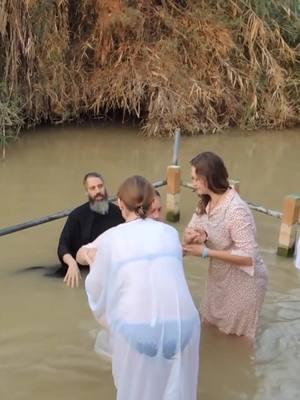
xmin=83 ymin=176 xmax=200 ymax=400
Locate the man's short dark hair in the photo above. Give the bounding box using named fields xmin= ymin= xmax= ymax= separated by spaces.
xmin=83 ymin=172 xmax=104 ymax=185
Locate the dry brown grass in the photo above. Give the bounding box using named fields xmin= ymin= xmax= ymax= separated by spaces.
xmin=0 ymin=0 xmax=299 ymax=151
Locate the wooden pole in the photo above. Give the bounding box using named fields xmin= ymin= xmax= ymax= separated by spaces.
xmin=166 ymin=129 xmax=181 ymax=222
xmin=166 ymin=165 xmax=181 ymax=222
xmin=277 ymin=195 xmax=300 ymax=257
xmin=229 ymin=179 xmax=240 ymax=193
xmin=172 ymin=128 xmax=181 ymax=166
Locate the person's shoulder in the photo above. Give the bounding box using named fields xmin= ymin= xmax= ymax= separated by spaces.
xmin=68 ymin=202 xmax=90 ymax=218
xmin=107 ymin=202 xmax=124 ymax=223
xmin=108 ymin=202 xmax=123 ymax=215
xmin=95 ymin=222 xmax=120 ymax=243
xmin=164 ymin=222 xmax=179 ymax=237
xmin=108 ymin=202 xmax=120 ymax=212
xmin=231 ymin=191 xmax=248 ymax=208
xmin=228 ymin=191 xmax=251 ymax=216
xmin=101 ymin=220 xmax=130 ymax=244
xmin=149 ymin=219 xmax=179 ymax=237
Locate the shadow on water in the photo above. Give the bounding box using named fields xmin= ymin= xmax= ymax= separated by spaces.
xmin=13 ymin=265 xmax=89 ymax=278
xmin=199 ymin=324 xmax=257 ymax=400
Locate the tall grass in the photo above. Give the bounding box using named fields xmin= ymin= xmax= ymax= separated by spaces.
xmin=0 ymin=84 xmax=23 ymax=158
xmin=0 ymin=0 xmax=299 ymax=154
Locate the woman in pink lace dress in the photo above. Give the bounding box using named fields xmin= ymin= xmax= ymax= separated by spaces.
xmin=183 ymin=152 xmax=268 ymax=339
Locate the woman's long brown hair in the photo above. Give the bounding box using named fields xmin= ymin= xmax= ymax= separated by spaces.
xmin=190 ymin=152 xmax=230 ymax=215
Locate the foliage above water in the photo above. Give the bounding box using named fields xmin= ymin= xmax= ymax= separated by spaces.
xmin=0 ymin=0 xmax=299 ymax=152
xmin=0 ymin=84 xmax=23 ymax=158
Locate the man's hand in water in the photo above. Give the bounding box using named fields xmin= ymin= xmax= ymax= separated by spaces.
xmin=64 ymin=259 xmax=82 ymax=288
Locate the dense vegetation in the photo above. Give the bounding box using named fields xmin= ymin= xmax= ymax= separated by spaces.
xmin=0 ymin=0 xmax=299 ymax=156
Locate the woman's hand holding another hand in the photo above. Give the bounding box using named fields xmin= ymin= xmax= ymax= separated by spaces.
xmin=183 ymin=243 xmax=206 ymax=257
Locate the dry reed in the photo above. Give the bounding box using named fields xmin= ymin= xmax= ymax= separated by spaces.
xmin=0 ymin=0 xmax=299 ymax=155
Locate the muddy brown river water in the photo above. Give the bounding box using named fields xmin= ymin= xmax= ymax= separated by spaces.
xmin=0 ymin=124 xmax=300 ymax=400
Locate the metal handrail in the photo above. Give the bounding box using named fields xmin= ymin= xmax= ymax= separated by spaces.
xmin=0 ymin=180 xmax=167 ymax=237
xmin=181 ymin=181 xmax=294 ymax=222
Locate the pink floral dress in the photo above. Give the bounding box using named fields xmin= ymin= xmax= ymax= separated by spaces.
xmin=188 ymin=189 xmax=268 ymax=339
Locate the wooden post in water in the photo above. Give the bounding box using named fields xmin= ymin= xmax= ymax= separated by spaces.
xmin=230 ymin=179 xmax=240 ymax=193
xmin=277 ymin=195 xmax=300 ymax=257
xmin=166 ymin=129 xmax=181 ymax=222
xmin=166 ymin=165 xmax=181 ymax=222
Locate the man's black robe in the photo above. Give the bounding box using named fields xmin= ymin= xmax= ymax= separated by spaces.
xmin=57 ymin=202 xmax=124 ymax=272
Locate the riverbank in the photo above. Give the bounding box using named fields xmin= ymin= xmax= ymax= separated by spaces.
xmin=1 ymin=0 xmax=299 ymax=155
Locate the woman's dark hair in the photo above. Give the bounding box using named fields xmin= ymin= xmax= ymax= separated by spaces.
xmin=118 ymin=175 xmax=155 ymax=219
xmin=190 ymin=152 xmax=229 ymax=215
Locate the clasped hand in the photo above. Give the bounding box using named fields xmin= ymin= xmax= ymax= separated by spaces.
xmin=182 ymin=227 xmax=207 ymax=257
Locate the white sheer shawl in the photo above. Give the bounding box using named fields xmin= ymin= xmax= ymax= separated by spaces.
xmin=85 ymin=218 xmax=200 ymax=400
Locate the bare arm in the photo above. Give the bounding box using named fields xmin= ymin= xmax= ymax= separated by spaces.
xmin=183 ymin=244 xmax=252 ymax=266
xmin=208 ymin=248 xmax=252 ymax=266
xmin=76 ymin=246 xmax=97 ymax=266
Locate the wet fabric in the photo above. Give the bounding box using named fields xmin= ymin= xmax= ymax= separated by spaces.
xmin=85 ymin=218 xmax=200 ymax=400
xmin=94 ymin=329 xmax=112 ymax=362
xmin=119 ymin=319 xmax=196 ymax=359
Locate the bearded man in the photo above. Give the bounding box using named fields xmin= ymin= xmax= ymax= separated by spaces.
xmin=57 ymin=172 xmax=124 ymax=288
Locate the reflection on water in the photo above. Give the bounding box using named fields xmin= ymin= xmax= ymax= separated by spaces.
xmin=200 ymin=325 xmax=257 ymax=400
xmin=0 ymin=124 xmax=300 ymax=400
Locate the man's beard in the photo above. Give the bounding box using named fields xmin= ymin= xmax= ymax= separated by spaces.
xmin=89 ymin=194 xmax=109 ymax=215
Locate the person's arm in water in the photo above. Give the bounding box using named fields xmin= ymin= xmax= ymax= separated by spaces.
xmin=62 ymin=254 xmax=81 ymax=288
xmin=57 ymin=215 xmax=82 ymax=288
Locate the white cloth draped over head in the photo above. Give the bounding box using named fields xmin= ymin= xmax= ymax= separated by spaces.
xmin=85 ymin=218 xmax=200 ymax=400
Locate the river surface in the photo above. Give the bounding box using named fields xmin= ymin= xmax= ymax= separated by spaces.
xmin=0 ymin=124 xmax=300 ymax=400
